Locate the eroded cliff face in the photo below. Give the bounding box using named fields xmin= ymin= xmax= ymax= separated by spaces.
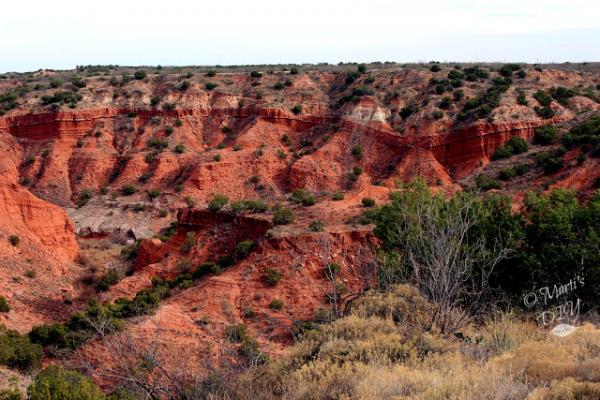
xmin=0 ymin=64 xmax=599 ymax=372
xmin=0 ymin=106 xmax=583 ymax=205
xmin=0 ymin=132 xmax=80 ymax=332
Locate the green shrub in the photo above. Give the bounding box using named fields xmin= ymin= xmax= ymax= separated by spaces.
xmin=357 ymin=64 xmax=367 ymax=74
xmin=250 ymin=71 xmax=262 ymax=78
xmin=206 ymin=70 xmax=217 ymax=77
xmin=536 ymin=151 xmax=563 ymax=173
xmin=351 ymin=144 xmax=363 ymax=159
xmin=163 ymin=102 xmax=176 ymax=111
xmin=147 ymin=138 xmax=168 ymax=151
xmin=533 ymin=90 xmax=553 ymax=106
xmin=8 ymin=235 xmax=19 ymax=246
xmin=0 ymin=388 xmax=23 ymax=400
xmin=28 ymin=366 xmax=105 ymax=400
xmin=273 ymin=208 xmax=294 ymax=225
xmin=180 ymin=232 xmax=196 ymax=253
xmin=237 ymin=336 xmax=269 ymax=365
xmin=205 ymin=82 xmax=217 ymax=91
xmin=535 ymin=105 xmax=555 ymax=119
xmin=165 ymin=125 xmax=174 ymax=135
xmin=269 ymin=299 xmax=284 ymax=310
xmin=499 ymin=63 xmax=522 ymax=77
xmin=121 ymin=184 xmax=137 ymax=196
xmin=150 ymin=96 xmax=161 ymax=106
xmin=134 ymin=70 xmax=146 ymax=80
xmin=430 ymin=64 xmax=441 ymax=72
xmin=208 ymin=194 xmax=229 ymax=212
xmin=77 ymin=189 xmax=93 ymax=208
xmin=290 ymin=67 xmax=299 ymax=75
xmin=498 ymin=168 xmax=516 ymax=180
xmin=231 ymin=200 xmax=269 ymax=214
xmin=549 ymin=86 xmax=575 ymax=106
xmin=226 ymin=324 xmax=248 ymax=342
xmin=234 ymin=240 xmax=255 ymax=260
xmin=506 ymin=137 xmax=528 ymax=154
xmin=71 ymin=76 xmax=86 ymax=89
xmin=138 ymin=171 xmax=152 ymax=183
xmin=399 ymin=105 xmax=417 ymax=119
xmin=263 ymin=268 xmax=283 ymax=286
xmin=345 ymin=71 xmax=360 ymax=85
xmin=492 ymin=137 xmax=528 ymax=160
xmin=180 ymin=80 xmax=191 ymax=91
xmin=476 ymin=174 xmax=501 ymax=191
xmin=147 ymin=189 xmax=161 ymax=199
xmin=96 ymin=270 xmax=120 ymax=292
xmin=464 ymin=65 xmax=489 ymax=81
xmin=0 ymin=296 xmax=9 ymax=312
xmin=173 ymin=144 xmax=186 ymax=154
xmin=41 ymin=91 xmax=82 ymax=106
xmin=432 ymin=110 xmax=444 ymax=120
xmin=438 ymin=96 xmax=452 ymax=109
xmin=362 ymin=197 xmax=376 ymax=207
xmin=0 ymin=325 xmax=43 ymax=370
xmin=25 ymin=269 xmax=36 ymax=278
xmin=291 ymin=105 xmax=303 ymax=115
xmin=49 ymin=79 xmax=62 ymax=88
xmin=273 ymin=81 xmax=285 ymax=90
xmin=534 ymin=125 xmax=557 ymax=145
xmin=332 ymin=192 xmax=344 ymax=201
xmin=309 ymin=219 xmax=325 ymax=232
xmin=516 ymin=88 xmax=528 ymax=105
xmin=212 ymin=153 xmax=221 ymax=162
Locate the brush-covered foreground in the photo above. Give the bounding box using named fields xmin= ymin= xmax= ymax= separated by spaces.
xmin=3 ymin=285 xmax=599 ymax=400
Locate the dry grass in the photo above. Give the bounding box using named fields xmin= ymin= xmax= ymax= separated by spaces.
xmin=233 ymin=285 xmax=600 ymax=400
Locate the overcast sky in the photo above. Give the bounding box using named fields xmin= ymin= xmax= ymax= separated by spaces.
xmin=1 ymin=0 xmax=600 ymax=72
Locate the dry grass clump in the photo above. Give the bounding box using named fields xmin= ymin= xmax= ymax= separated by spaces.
xmin=349 ymin=284 xmax=435 ymax=329
xmin=480 ymin=311 xmax=542 ymax=355
xmin=527 ymin=378 xmax=600 ymax=400
xmin=494 ymin=323 xmax=600 ymax=387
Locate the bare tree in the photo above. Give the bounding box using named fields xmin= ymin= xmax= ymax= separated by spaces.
xmin=382 ymin=185 xmax=512 ymax=333
xmin=76 ymin=312 xmax=277 ymax=400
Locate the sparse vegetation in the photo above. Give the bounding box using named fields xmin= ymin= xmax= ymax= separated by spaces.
xmin=8 ymin=235 xmax=19 ymax=246
xmin=208 ymin=194 xmax=229 ymax=212
xmin=309 ymin=219 xmax=325 ymax=232
xmin=534 ymin=124 xmax=557 ymax=144
xmin=269 ymin=299 xmax=284 ymax=310
xmin=0 ymin=297 xmax=9 ymax=312
xmin=361 ymin=197 xmax=375 ymax=207
xmin=491 ymin=136 xmax=528 ymax=160
xmin=121 ymin=184 xmax=137 ymax=196
xmin=231 ymin=200 xmax=269 ymax=214
xmin=476 ymin=174 xmax=501 ymax=190
xmin=0 ymin=324 xmax=42 ymax=370
xmin=263 ymin=268 xmax=283 ymax=286
xmin=273 ymin=208 xmax=294 ymax=225
xmin=331 ymin=192 xmax=344 ymax=201
xmin=28 ymin=366 xmax=105 ymax=400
